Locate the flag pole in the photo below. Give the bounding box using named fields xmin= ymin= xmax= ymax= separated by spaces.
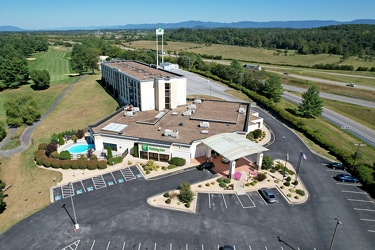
xmin=295 ymin=151 xmax=303 ymax=182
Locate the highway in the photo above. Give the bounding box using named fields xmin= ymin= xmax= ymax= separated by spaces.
xmin=176 ymin=69 xmax=375 ymax=147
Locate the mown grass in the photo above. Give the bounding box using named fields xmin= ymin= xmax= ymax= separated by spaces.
xmin=0 ymin=139 xmax=21 ymax=150
xmin=0 ymin=75 xmax=118 ymax=233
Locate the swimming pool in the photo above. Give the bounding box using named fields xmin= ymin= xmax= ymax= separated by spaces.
xmin=68 ymin=144 xmax=95 ymax=154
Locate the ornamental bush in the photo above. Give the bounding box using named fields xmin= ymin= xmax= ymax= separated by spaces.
xmin=185 ymin=202 xmax=190 ymax=208
xmin=217 ymin=177 xmax=224 ymax=183
xmin=296 ymin=189 xmax=305 ymax=196
xmin=205 ymin=183 xmax=210 ymax=187
xmin=219 ymin=182 xmax=227 ymax=188
xmin=284 ymin=181 xmax=291 ymax=186
xmin=167 ymin=164 xmax=177 ymax=169
xmin=286 ymin=176 xmax=292 ymax=182
xmin=256 ymin=173 xmax=267 ymax=182
xmin=165 ymin=198 xmax=171 ymax=204
xmin=162 ymin=166 xmax=167 ymax=170
xmin=38 ymin=143 xmax=48 ymax=150
xmin=292 ymin=180 xmax=299 ymax=186
xmin=97 ymin=161 xmax=107 ymax=170
xmin=163 ymin=192 xmax=170 ymax=198
xmin=59 ymin=150 xmax=71 ymax=160
xmin=179 ymin=182 xmax=194 ymax=203
xmin=169 ymin=157 xmax=186 ymax=166
xmin=223 ymin=178 xmax=231 ymax=184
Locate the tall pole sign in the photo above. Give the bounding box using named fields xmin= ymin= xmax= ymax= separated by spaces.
xmin=155 ymin=28 xmax=164 ymax=66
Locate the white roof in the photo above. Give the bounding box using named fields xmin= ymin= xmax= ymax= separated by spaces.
xmin=201 ymin=133 xmax=268 ymax=161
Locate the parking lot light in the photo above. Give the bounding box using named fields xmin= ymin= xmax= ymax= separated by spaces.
xmin=329 ymin=218 xmax=342 ymax=250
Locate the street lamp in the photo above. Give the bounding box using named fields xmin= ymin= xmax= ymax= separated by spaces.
xmin=70 ymin=182 xmax=79 ymax=231
xmin=353 ymin=143 xmax=366 ymax=169
xmin=329 ymin=218 xmax=342 ymax=250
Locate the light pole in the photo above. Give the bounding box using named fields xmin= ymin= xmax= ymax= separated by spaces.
xmin=70 ymin=182 xmax=79 ymax=230
xmin=353 ymin=143 xmax=366 ymax=169
xmin=295 ymin=151 xmax=306 ymax=182
xmin=329 ymin=218 xmax=342 ymax=250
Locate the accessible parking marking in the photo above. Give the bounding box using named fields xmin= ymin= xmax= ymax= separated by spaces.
xmin=61 ymin=183 xmax=74 ymax=199
xmin=120 ymin=167 xmax=136 ymax=181
xmin=92 ymin=175 xmax=106 ymax=189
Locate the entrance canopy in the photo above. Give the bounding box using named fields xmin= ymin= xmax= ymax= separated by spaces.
xmin=201 ymin=133 xmax=268 ymax=161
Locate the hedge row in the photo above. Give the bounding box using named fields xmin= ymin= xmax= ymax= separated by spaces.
xmin=34 ymin=150 xmax=107 ymax=170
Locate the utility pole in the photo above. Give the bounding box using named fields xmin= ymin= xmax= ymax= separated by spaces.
xmin=70 ymin=182 xmax=79 ymax=231
xmin=329 ymin=218 xmax=342 ymax=250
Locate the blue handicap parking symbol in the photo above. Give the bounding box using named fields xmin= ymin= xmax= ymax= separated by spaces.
xmin=55 ymin=195 xmax=61 ymax=201
xmin=136 ymin=174 xmax=143 ymax=178
xmin=87 ymin=187 xmax=94 ymax=192
xmin=76 ymin=189 xmax=83 ymax=195
xmin=108 ymin=181 xmax=114 ymax=186
xmin=118 ymin=178 xmax=124 ymax=183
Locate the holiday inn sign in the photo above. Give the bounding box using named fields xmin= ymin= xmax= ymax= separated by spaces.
xmin=141 ymin=144 xmax=166 ymax=153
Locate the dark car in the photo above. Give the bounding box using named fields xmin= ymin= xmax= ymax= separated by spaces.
xmin=196 ymin=162 xmax=215 ymax=171
xmin=327 ymin=162 xmax=346 ymax=170
xmin=335 ymin=174 xmax=359 ymax=183
xmin=219 ymin=246 xmax=234 ymax=250
xmin=258 ymin=188 xmax=277 ymax=203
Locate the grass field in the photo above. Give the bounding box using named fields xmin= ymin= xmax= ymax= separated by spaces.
xmin=0 ymin=75 xmax=118 ymax=233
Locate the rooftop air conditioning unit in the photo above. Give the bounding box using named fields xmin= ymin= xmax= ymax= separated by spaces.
xmin=164 ymin=129 xmax=178 ymax=138
xmin=132 ymin=107 xmax=140 ymax=113
xmin=183 ymin=110 xmax=192 ymax=116
xmin=200 ymin=121 xmax=209 ymax=128
xmin=194 ymin=99 xmax=202 ymax=104
xmin=238 ymin=107 xmax=246 ymax=114
xmin=125 ymin=111 xmax=133 ymax=117
xmin=189 ymin=104 xmax=196 ymax=110
xmin=201 ymin=130 xmax=209 ymax=134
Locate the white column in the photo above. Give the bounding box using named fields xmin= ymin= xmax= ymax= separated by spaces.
xmin=256 ymin=153 xmax=264 ymax=170
xmin=205 ymin=146 xmax=211 ymax=162
xmin=229 ymin=160 xmax=236 ymax=178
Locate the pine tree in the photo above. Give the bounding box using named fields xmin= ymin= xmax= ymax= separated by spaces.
xmin=298 ymin=85 xmax=324 ymax=117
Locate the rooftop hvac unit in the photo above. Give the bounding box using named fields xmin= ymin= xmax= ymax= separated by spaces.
xmin=183 ymin=110 xmax=192 ymax=116
xmin=194 ymin=99 xmax=202 ymax=104
xmin=164 ymin=129 xmax=178 ymax=138
xmin=171 ymin=112 xmax=179 ymax=115
xmin=200 ymin=121 xmax=209 ymax=128
xmin=238 ymin=107 xmax=246 ymax=114
xmin=125 ymin=111 xmax=133 ymax=117
xmin=201 ymin=130 xmax=209 ymax=134
xmin=132 ymin=107 xmax=140 ymax=113
xmin=189 ymin=104 xmax=196 ymax=110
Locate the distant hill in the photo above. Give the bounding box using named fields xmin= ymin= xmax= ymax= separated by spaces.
xmin=0 ymin=25 xmax=26 ymax=32
xmin=1 ymin=19 xmax=375 ymax=31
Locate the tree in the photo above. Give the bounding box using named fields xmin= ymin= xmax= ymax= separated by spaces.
xmin=107 ymin=146 xmax=113 ymax=159
xmin=0 ymin=179 xmax=6 ymax=213
xmin=298 ymin=85 xmax=324 ymax=117
xmin=179 ymin=181 xmax=194 ymax=203
xmin=261 ymin=155 xmax=274 ymax=170
xmin=30 ymin=69 xmax=50 ymax=89
xmin=45 ymin=142 xmax=58 ymax=156
xmin=4 ymin=95 xmax=41 ymax=127
xmin=0 ymin=121 xmax=6 ymax=142
xmin=261 ymin=74 xmax=283 ymax=102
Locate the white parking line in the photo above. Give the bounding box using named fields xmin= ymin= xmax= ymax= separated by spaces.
xmin=336 ymin=182 xmax=358 ymax=186
xmin=90 ymin=240 xmax=95 ymax=250
xmin=222 ymin=194 xmax=228 ymax=209
xmin=170 ymin=243 xmax=172 ymax=250
xmin=201 ymin=244 xmax=204 ymax=250
xmin=368 ymin=230 xmax=375 ymax=233
xmin=348 ymin=199 xmax=374 ymax=203
xmin=246 ymin=193 xmax=256 ymax=207
xmin=80 ymin=180 xmax=86 ymax=192
xmin=361 ymin=218 xmax=375 ymax=222
xmin=354 ymin=208 xmax=375 ymax=212
xmin=249 ymin=246 xmax=252 ymax=250
xmin=186 ymin=243 xmax=188 ymax=250
xmin=111 ymin=172 xmax=117 ymax=184
xmin=257 ymin=192 xmax=268 ymax=205
xmin=138 ymin=242 xmax=141 ymax=250
xmin=342 ymin=190 xmax=367 ymax=194
xmin=122 ymin=242 xmax=126 ymax=250
xmin=154 ymin=243 xmax=157 ymax=250
xmin=208 ymin=193 xmax=211 ymax=208
xmin=106 ymin=241 xmax=110 ymax=250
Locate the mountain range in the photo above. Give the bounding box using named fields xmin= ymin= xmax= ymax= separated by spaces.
xmin=1 ymin=19 xmax=375 ymax=31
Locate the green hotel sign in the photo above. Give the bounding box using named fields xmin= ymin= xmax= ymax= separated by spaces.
xmin=142 ymin=144 xmax=166 ymax=153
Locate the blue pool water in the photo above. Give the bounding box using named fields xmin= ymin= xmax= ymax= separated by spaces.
xmin=68 ymin=144 xmax=95 ymax=154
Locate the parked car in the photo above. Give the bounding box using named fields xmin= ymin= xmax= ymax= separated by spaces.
xmin=219 ymin=246 xmax=234 ymax=250
xmin=196 ymin=162 xmax=215 ymax=171
xmin=327 ymin=162 xmax=346 ymax=170
xmin=258 ymin=188 xmax=277 ymax=203
xmin=334 ymin=174 xmax=359 ymax=183
xmin=222 ymin=157 xmax=230 ymax=164
xmin=346 ymin=83 xmax=355 ymax=87
xmin=283 ymin=72 xmax=289 ymax=75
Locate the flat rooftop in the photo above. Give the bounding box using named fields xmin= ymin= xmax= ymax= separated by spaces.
xmin=103 ymin=61 xmax=183 ymax=81
xmin=90 ymin=100 xmax=261 ymax=145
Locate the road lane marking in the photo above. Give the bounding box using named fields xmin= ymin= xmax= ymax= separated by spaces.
xmin=222 ymin=194 xmax=228 ymax=209
xmin=348 ymin=199 xmax=374 ymax=203
xmin=354 ymin=208 xmax=375 ymax=212
xmin=361 ymin=218 xmax=375 ymax=222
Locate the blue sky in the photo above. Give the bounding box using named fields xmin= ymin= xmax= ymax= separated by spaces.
xmin=1 ymin=0 xmax=374 ymax=29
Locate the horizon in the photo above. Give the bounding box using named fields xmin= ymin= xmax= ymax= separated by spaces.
xmin=1 ymin=0 xmax=375 ymax=30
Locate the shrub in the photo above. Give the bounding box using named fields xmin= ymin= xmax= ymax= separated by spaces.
xmin=250 ymin=182 xmax=256 ymax=186
xmin=198 ymin=184 xmax=202 ymax=188
xmin=179 ymin=182 xmax=194 ymax=203
xmin=107 ymin=156 xmax=122 ymax=165
xmin=284 ymin=181 xmax=291 ymax=186
xmin=289 ymin=188 xmax=296 ymax=193
xmin=59 ymin=150 xmax=71 ymax=160
xmin=165 ymin=198 xmax=171 ymax=204
xmin=296 ymin=189 xmax=305 ymax=196
xmin=107 ymin=146 xmax=113 ymax=159
xmin=162 ymin=166 xmax=167 ymax=170
xmin=45 ymin=142 xmax=58 ymax=156
xmin=185 ymin=202 xmax=190 ymax=208
xmin=97 ymin=161 xmax=107 ymax=169
xmin=270 ymin=169 xmax=276 ymax=173
xmin=90 ymin=154 xmax=98 ymax=160
xmin=292 ymin=180 xmax=299 ymax=186
xmin=261 ymin=155 xmax=274 ymax=170
xmin=42 ymin=158 xmax=53 ymax=168
xmin=211 ymin=182 xmax=215 ymax=185
xmin=256 ymin=173 xmax=267 ymax=182
xmin=245 ymin=182 xmax=250 ymax=187
xmin=217 ymin=177 xmax=224 ymax=183
xmin=280 ymin=185 xmax=285 ymax=189
xmin=167 ymin=164 xmax=177 ymax=169
xmin=223 ymin=178 xmax=231 ymax=184
xmin=253 ymin=129 xmax=262 ymax=139
xmin=169 ymin=157 xmax=186 ymax=166
xmin=71 ymin=135 xmax=77 ymax=143
xmin=274 ymin=180 xmax=279 ymax=183
xmin=76 ymin=129 xmax=85 ymax=139
xmin=50 ymin=151 xmax=60 ymax=159
xmin=70 ymin=161 xmax=79 ymax=169
xmin=142 ymin=160 xmax=159 ymax=172
xmin=35 ymin=156 xmax=45 ymax=166
xmin=219 ymin=182 xmax=227 ymax=188
xmin=38 ymin=143 xmax=48 ymax=150
xmin=287 ymin=194 xmax=292 ymax=197
xmin=145 ymin=170 xmax=150 ymax=174
xmin=205 ymin=183 xmax=210 ymax=187
xmin=60 ymin=161 xmax=70 ymax=170
xmin=286 ymin=176 xmax=292 ymax=182
xmin=58 ymin=134 xmax=65 ymax=145
xmin=87 ymin=161 xmax=98 ymax=170
xmin=163 ymin=192 xmax=170 ymax=198
xmin=294 ymin=195 xmax=300 ymax=199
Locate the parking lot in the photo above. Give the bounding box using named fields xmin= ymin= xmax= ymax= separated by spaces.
xmin=197 ymin=188 xmax=288 ymax=214
xmin=53 ymin=166 xmax=140 ymax=202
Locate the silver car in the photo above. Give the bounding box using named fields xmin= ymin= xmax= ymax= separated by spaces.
xmin=259 ymin=188 xmax=277 ymax=203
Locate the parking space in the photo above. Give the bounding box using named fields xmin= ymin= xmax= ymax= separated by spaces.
xmin=340 ymin=185 xmax=375 ymax=233
xmin=52 ymin=166 xmax=139 ymax=202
